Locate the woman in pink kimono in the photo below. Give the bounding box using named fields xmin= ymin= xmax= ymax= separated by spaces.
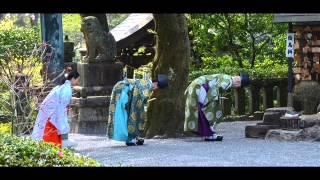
xmin=31 ymin=71 xmax=80 ymax=148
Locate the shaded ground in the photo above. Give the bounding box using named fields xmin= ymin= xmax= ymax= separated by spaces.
xmin=70 ymin=121 xmax=320 ymax=166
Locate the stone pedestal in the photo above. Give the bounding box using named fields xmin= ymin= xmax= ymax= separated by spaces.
xmin=76 ymin=62 xmax=123 ymax=97
xmin=245 ymin=107 xmax=294 ymax=138
xmin=70 ymin=62 xmax=123 ymax=135
xmin=70 ymin=96 xmax=110 ymax=134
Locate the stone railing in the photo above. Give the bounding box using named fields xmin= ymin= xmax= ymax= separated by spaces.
xmin=221 ymin=78 xmax=288 ymax=118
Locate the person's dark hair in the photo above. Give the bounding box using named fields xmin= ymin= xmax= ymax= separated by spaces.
xmin=66 ymin=71 xmax=80 ymax=80
xmin=61 ymin=71 xmax=80 ymax=84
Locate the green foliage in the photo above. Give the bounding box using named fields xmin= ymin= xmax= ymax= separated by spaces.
xmin=0 ymin=123 xmax=11 ymax=134
xmin=62 ymin=14 xmax=83 ymax=61
xmin=0 ymin=19 xmax=41 ymax=121
xmin=0 ymin=18 xmax=49 ymax=135
xmin=186 ymin=13 xmax=288 ymax=83
xmin=62 ymin=14 xmax=82 ymax=47
xmin=187 ymin=13 xmax=288 ymax=69
xmin=0 ymin=133 xmax=101 ymax=167
xmin=0 ymin=19 xmax=40 ymax=60
xmin=107 ymin=14 xmax=130 ymax=29
xmin=0 ymin=90 xmax=11 ymax=116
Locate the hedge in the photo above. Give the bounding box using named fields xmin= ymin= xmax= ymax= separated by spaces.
xmin=0 ymin=133 xmax=101 ymax=167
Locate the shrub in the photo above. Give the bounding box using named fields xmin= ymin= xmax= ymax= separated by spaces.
xmin=0 ymin=19 xmax=40 ymax=60
xmin=293 ymin=81 xmax=320 ymax=115
xmin=0 ymin=133 xmax=101 ymax=167
xmin=0 ymin=123 xmax=11 ymax=134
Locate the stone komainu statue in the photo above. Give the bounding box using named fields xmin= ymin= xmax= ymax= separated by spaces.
xmin=80 ymin=16 xmax=116 ymax=63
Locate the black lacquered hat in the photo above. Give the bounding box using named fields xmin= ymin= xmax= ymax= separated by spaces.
xmin=157 ymin=74 xmax=168 ymax=89
xmin=240 ymin=72 xmax=250 ymax=87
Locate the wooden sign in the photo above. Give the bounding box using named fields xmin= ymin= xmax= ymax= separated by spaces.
xmin=312 ymin=40 xmax=320 ymax=46
xmin=286 ymin=33 xmax=295 ymax=58
xmin=293 ymin=67 xmax=302 ymax=74
xmin=312 ymin=47 xmax=320 ymax=53
xmin=303 ymin=46 xmax=310 ymax=53
xmin=304 ymin=26 xmax=312 ymax=32
xmin=295 ymin=31 xmax=301 ymax=39
xmin=295 ymin=74 xmax=302 ymax=81
xmin=294 ymin=42 xmax=300 ymax=49
xmin=294 ymin=54 xmax=301 ymax=63
xmin=315 ymin=63 xmax=320 ymax=73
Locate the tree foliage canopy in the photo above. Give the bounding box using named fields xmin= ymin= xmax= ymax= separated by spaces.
xmin=187 ymin=14 xmax=288 ymax=70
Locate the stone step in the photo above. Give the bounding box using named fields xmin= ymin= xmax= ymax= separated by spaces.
xmin=299 ymin=114 xmax=320 ymax=128
xmin=245 ymin=124 xmax=280 ymax=138
xmin=253 ymin=111 xmax=264 ymax=120
xmin=224 ymin=115 xmax=249 ymax=122
xmin=265 ymin=107 xmax=294 ymax=114
xmin=262 ymin=111 xmax=282 ymax=125
xmin=265 ymin=129 xmax=302 ymax=141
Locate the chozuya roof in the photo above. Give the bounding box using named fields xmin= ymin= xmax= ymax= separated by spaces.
xmin=273 ymin=14 xmax=320 ymax=23
xmin=110 ymin=13 xmax=153 ymax=42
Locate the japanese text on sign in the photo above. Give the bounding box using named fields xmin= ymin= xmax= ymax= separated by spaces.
xmin=286 ymin=33 xmax=295 ymax=58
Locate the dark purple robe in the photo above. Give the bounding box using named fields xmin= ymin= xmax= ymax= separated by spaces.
xmin=197 ymin=83 xmax=214 ymax=136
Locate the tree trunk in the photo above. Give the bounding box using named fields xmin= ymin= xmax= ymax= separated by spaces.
xmin=250 ymin=34 xmax=256 ymax=68
xmin=144 ymin=14 xmax=190 ymax=138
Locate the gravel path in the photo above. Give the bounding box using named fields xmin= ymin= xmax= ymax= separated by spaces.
xmin=70 ymin=121 xmax=320 ymax=166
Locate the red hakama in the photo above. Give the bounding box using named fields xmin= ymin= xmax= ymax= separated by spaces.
xmin=43 ymin=118 xmax=62 ymax=148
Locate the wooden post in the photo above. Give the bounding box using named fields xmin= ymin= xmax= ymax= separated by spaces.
xmin=40 ymin=14 xmax=64 ymax=85
xmin=287 ymin=23 xmax=294 ymax=107
xmin=263 ymin=85 xmax=274 ymax=109
xmin=277 ymin=79 xmax=288 ymax=107
xmin=234 ymin=88 xmax=245 ymax=115
xmin=249 ymin=85 xmax=260 ymax=114
xmin=221 ymin=97 xmax=231 ymax=116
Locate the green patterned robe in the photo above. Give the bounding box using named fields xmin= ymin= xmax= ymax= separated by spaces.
xmin=184 ymin=74 xmax=233 ymax=133
xmin=107 ymin=79 xmax=152 ymax=142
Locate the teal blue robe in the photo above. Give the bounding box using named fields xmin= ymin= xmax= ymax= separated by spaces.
xmin=107 ymin=79 xmax=152 ymax=142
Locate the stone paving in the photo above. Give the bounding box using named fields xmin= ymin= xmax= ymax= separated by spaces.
xmin=70 ymin=121 xmax=320 ymax=166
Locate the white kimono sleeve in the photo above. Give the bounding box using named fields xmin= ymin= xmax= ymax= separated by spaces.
xmin=196 ymin=86 xmax=207 ymax=104
xmin=51 ymin=81 xmax=72 ymax=135
xmin=31 ymin=86 xmax=60 ymax=141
